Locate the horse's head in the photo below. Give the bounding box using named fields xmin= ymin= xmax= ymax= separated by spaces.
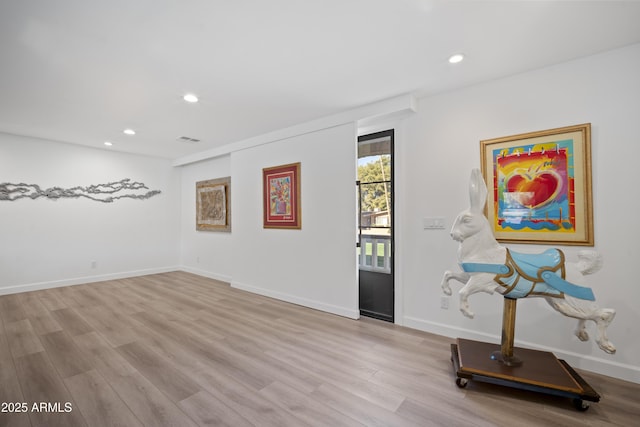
xmin=451 ymin=209 xmax=489 ymax=242
xmin=450 ymin=169 xmax=489 ymax=242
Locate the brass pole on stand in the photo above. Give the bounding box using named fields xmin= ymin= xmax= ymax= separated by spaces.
xmin=491 ymin=297 xmax=523 ymax=367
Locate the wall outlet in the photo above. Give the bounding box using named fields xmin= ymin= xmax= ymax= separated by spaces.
xmin=440 ymin=296 xmax=450 ymax=309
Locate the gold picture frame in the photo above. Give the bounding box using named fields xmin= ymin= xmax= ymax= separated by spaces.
xmin=480 ymin=123 xmax=593 ymax=245
xmin=196 ymin=177 xmax=231 ymax=232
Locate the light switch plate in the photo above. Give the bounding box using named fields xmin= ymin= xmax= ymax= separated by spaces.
xmin=423 ymin=217 xmax=446 ymax=230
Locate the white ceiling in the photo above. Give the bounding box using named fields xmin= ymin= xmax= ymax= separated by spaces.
xmin=2 ymin=1 xmax=640 ymax=160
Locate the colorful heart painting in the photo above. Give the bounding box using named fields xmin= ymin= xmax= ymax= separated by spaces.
xmin=494 ymin=140 xmax=574 ymax=232
xmin=505 ymin=169 xmax=562 ymax=208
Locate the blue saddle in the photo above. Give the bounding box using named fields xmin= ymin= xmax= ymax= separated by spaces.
xmin=461 ymin=249 xmax=595 ymax=301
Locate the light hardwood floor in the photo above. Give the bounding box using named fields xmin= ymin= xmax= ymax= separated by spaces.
xmin=1 ymin=271 xmax=638 ymax=426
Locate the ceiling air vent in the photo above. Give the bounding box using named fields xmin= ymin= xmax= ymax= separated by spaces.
xmin=177 ymin=136 xmax=201 ymax=143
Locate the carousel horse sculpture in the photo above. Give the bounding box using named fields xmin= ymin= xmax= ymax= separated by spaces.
xmin=441 ymin=169 xmax=616 ymax=355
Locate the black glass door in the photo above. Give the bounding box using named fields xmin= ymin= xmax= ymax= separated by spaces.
xmin=357 ymin=130 xmax=393 ymax=322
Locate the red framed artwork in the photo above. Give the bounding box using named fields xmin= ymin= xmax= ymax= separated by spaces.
xmin=262 ymin=162 xmax=301 ymax=229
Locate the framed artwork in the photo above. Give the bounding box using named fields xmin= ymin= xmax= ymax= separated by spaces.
xmin=196 ymin=177 xmax=231 ymax=232
xmin=480 ymin=123 xmax=593 ymax=245
xmin=262 ymin=162 xmax=301 ymax=229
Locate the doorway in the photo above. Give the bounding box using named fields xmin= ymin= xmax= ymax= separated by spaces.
xmin=357 ymin=130 xmax=394 ymax=322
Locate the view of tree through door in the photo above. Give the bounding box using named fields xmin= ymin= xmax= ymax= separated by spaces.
xmin=357 ymin=130 xmax=393 ymax=322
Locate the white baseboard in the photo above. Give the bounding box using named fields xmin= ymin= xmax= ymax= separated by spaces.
xmin=404 ymin=315 xmax=640 ymax=385
xmin=0 ymin=266 xmax=180 ymax=296
xmin=231 ymin=280 xmax=360 ymax=320
xmin=403 ymin=316 xmax=499 ymax=343
xmin=179 ymin=265 xmax=232 ymax=283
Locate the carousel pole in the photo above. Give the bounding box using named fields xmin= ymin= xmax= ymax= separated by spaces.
xmin=491 ymin=297 xmax=523 ymax=366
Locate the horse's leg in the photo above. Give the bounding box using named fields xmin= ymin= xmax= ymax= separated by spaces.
xmin=575 ymin=319 xmax=589 ymax=342
xmin=545 ymin=297 xmax=616 ymax=354
xmin=593 ymin=308 xmax=616 ymax=354
xmin=441 ymin=270 xmax=470 ymax=296
xmin=458 ymin=274 xmax=498 ymax=319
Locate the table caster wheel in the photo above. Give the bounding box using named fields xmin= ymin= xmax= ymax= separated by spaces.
xmin=573 ymin=398 xmax=590 ymax=411
xmin=455 ymin=377 xmax=468 ymax=388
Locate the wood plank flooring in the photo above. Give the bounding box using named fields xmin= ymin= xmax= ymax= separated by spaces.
xmin=1 ymin=271 xmax=638 ymax=426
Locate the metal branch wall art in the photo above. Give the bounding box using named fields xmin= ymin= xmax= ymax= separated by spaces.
xmin=0 ymin=179 xmax=161 ymax=203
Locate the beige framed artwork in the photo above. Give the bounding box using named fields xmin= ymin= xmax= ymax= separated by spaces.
xmin=480 ymin=123 xmax=593 ymax=246
xmin=196 ymin=177 xmax=231 ymax=232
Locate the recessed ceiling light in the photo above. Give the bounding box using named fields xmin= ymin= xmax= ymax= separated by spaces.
xmin=104 ymin=141 xmax=113 ymax=146
xmin=448 ymin=53 xmax=465 ymax=64
xmin=183 ymin=93 xmax=199 ymax=103
xmin=123 ymin=129 xmax=136 ymax=135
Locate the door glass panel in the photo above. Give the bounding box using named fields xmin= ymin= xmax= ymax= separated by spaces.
xmin=358 ymin=137 xmax=391 ymax=275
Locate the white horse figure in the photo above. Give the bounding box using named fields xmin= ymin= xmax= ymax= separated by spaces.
xmin=441 ymin=169 xmax=616 ymax=354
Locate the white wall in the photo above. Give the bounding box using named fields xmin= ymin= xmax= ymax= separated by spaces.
xmin=179 ymin=123 xmax=358 ymax=317
xmin=0 ymin=133 xmax=180 ymax=293
xmin=400 ymin=44 xmax=640 ymax=382
xmin=230 ymin=123 xmax=358 ymax=318
xmin=179 ymin=154 xmax=233 ymax=282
